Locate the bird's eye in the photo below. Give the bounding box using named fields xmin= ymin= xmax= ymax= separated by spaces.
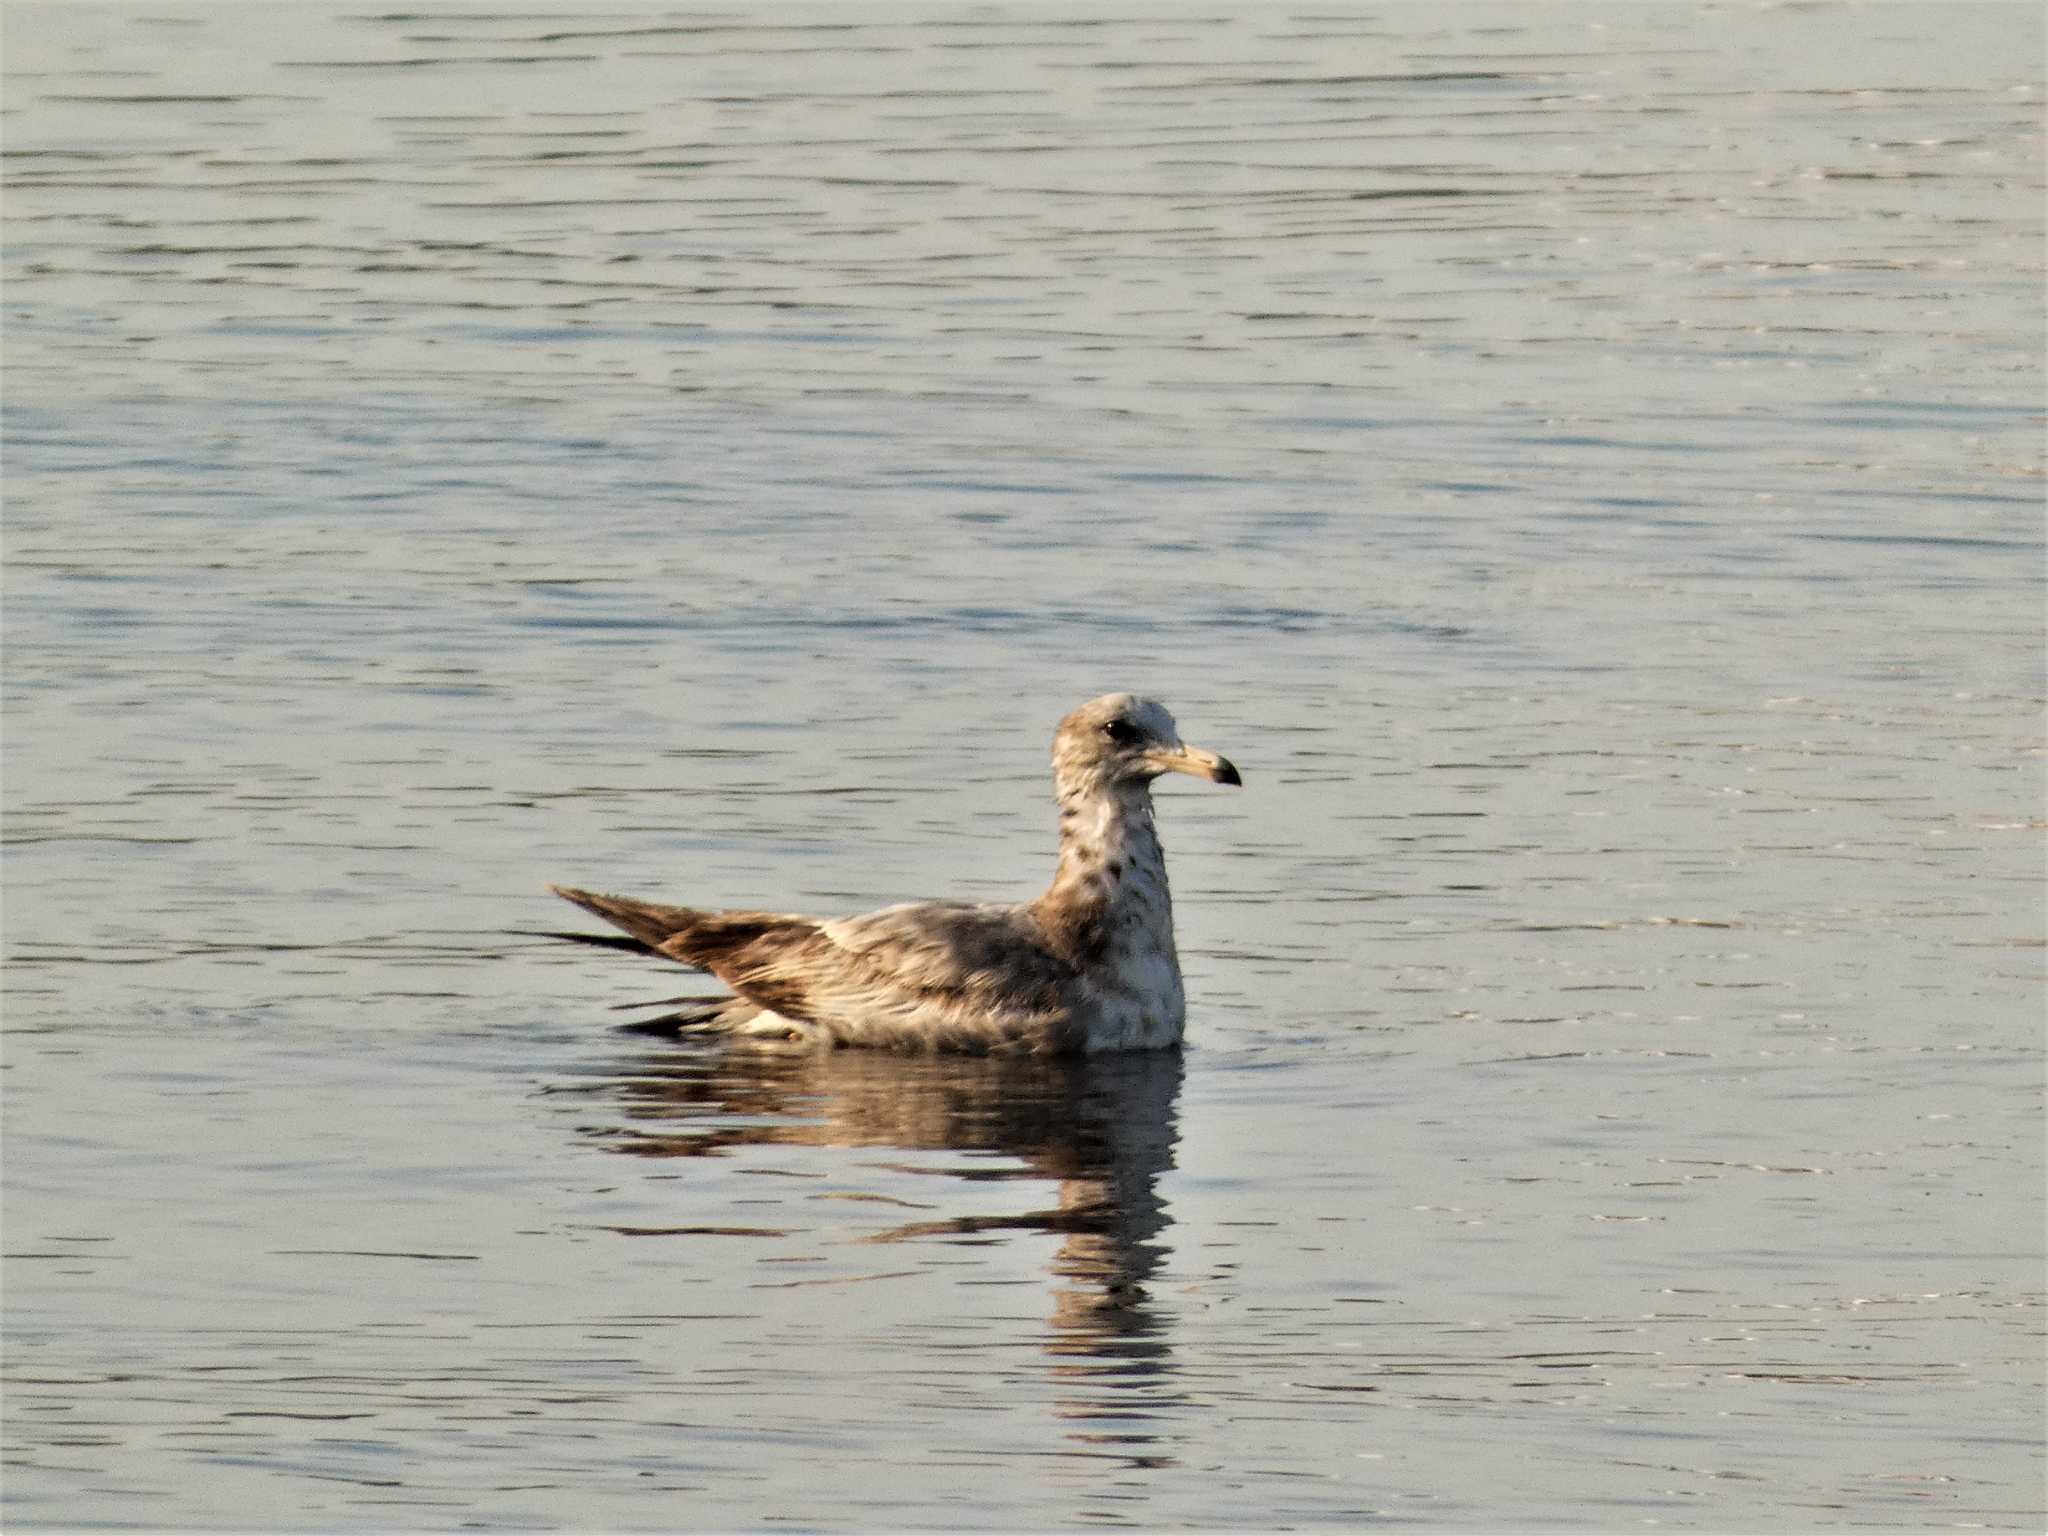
xmin=1102 ymin=719 xmax=1142 ymax=748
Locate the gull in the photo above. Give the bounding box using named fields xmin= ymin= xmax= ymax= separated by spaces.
xmin=548 ymin=693 xmax=1241 ymax=1054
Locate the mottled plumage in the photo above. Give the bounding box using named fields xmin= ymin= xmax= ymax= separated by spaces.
xmin=549 ymin=694 xmax=1241 ymax=1054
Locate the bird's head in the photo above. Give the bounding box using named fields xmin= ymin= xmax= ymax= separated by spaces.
xmin=1051 ymin=693 xmax=1242 ymax=798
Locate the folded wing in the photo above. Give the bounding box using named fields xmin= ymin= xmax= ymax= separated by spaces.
xmin=549 ymin=886 xmax=1077 ymax=1051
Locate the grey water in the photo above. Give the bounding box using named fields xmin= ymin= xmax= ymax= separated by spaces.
xmin=3 ymin=4 xmax=2043 ymax=1529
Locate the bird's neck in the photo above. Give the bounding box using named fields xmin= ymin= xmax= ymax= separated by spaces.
xmin=1034 ymin=780 xmax=1175 ymax=966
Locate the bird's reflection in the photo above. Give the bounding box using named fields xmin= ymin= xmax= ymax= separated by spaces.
xmin=554 ymin=1041 xmax=1184 ymax=1447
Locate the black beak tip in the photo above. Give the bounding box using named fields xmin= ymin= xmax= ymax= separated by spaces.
xmin=1215 ymin=758 xmax=1243 ymax=787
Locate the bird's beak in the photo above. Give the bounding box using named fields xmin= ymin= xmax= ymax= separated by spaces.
xmin=1149 ymin=742 xmax=1243 ymax=786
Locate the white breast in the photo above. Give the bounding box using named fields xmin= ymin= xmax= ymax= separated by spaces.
xmin=1083 ymin=832 xmax=1186 ymax=1051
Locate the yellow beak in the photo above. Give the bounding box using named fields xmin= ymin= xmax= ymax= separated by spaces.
xmin=1147 ymin=743 xmax=1243 ymax=786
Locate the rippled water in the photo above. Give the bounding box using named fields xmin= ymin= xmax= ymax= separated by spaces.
xmin=4 ymin=5 xmax=2043 ymax=1530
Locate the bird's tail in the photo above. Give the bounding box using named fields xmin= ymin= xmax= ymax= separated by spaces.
xmin=548 ymin=885 xmax=704 ymax=954
xmin=613 ymin=996 xmax=746 ymax=1036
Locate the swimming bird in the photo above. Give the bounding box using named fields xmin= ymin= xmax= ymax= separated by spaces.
xmin=548 ymin=693 xmax=1241 ymax=1054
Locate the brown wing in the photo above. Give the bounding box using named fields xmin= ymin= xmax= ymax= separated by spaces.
xmin=549 ymin=886 xmax=821 ymax=996
xmin=549 ymin=887 xmax=1077 ymax=1048
xmin=745 ymin=902 xmax=1076 ymax=1048
xmin=548 ymin=886 xmax=708 ymax=952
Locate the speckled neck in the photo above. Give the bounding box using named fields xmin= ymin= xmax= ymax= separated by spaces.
xmin=1033 ymin=778 xmax=1177 ymax=972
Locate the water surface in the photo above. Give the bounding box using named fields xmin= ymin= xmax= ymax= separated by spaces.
xmin=4 ymin=5 xmax=2043 ymax=1529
